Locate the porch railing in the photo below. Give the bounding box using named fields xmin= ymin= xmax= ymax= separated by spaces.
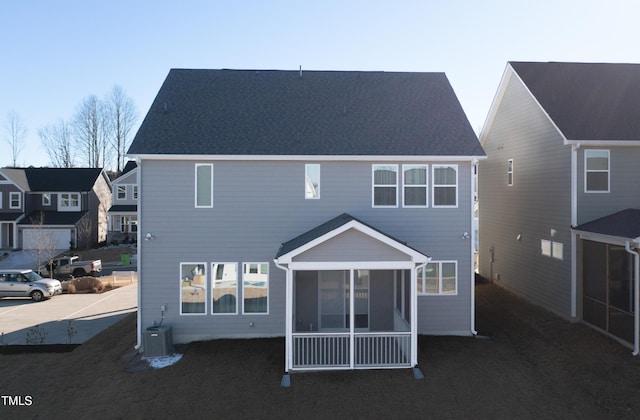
xmin=291 ymin=332 xmax=411 ymax=370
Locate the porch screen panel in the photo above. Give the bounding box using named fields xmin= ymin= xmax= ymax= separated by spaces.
xmin=319 ymin=271 xmax=348 ymax=330
xmin=608 ymin=246 xmax=635 ymax=343
xmin=582 ymin=240 xmax=607 ymax=330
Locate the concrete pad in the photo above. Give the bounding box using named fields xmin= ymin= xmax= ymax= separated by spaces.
xmin=0 ymin=282 xmax=137 ymax=345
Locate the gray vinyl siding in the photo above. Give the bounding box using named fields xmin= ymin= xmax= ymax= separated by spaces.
xmin=139 ymin=158 xmax=475 ymax=342
xmin=0 ymin=183 xmax=22 ymax=213
xmin=112 ymin=170 xmax=138 ymax=206
xmin=577 ymin=146 xmax=640 ymax=224
xmin=478 ymin=73 xmax=574 ymax=319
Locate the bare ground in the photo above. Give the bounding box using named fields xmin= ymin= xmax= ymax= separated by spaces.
xmin=1 ymin=282 xmax=639 ymax=419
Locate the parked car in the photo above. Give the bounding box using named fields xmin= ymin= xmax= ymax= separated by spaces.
xmin=0 ymin=269 xmax=62 ymax=302
xmin=38 ymin=255 xmax=102 ymax=278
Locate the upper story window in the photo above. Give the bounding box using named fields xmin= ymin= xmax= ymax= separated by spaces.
xmin=372 ymin=164 xmax=398 ymax=207
xmin=403 ymin=165 xmax=428 ymax=207
xmin=10 ymin=192 xmax=21 ymax=209
xmin=507 ymin=159 xmax=514 ymax=186
xmin=117 ymin=186 xmax=126 ymax=200
xmin=42 ymin=193 xmax=51 ymax=206
xmin=59 ymin=193 xmax=80 ymax=210
xmin=432 ymin=165 xmax=458 ymax=207
xmin=195 ymin=164 xmax=213 ymax=208
xmin=585 ymin=149 xmax=609 ymax=193
xmin=305 ymin=164 xmax=320 ymax=199
xmin=133 ymin=185 xmax=138 ymax=200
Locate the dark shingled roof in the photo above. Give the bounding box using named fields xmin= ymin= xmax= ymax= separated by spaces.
xmin=128 ymin=69 xmax=484 ymax=157
xmin=23 ymin=168 xmax=104 ymax=192
xmin=109 ymin=205 xmax=137 ymax=212
xmin=510 ymin=62 xmax=640 ymax=141
xmin=573 ymin=208 xmax=640 ymax=240
xmin=19 ymin=211 xmax=87 ymax=226
xmin=275 ymin=213 xmax=427 ymax=259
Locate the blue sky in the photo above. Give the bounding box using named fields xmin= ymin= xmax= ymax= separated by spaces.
xmin=2 ymin=0 xmax=640 ymax=167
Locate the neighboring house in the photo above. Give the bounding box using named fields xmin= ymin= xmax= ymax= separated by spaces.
xmin=0 ymin=167 xmax=112 ymax=250
xmin=128 ymin=69 xmax=485 ymax=372
xmin=108 ymin=161 xmax=138 ymax=244
xmin=478 ymin=62 xmax=640 ymax=355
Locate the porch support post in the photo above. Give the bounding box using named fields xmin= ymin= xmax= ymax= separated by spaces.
xmin=275 ymin=261 xmax=292 ymax=372
xmin=411 ymin=266 xmax=418 ymax=367
xmin=349 ymin=269 xmax=355 ymax=369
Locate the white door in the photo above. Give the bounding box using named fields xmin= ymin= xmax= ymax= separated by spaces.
xmin=22 ymin=228 xmax=71 ymax=250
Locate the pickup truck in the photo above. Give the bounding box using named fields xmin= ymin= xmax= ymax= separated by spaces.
xmin=39 ymin=255 xmax=102 ymax=278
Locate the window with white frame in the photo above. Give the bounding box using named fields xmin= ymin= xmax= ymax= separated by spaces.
xmin=585 ymin=149 xmax=609 ymax=192
xmin=117 ymin=186 xmax=126 ymax=200
xmin=507 ymin=159 xmax=514 ymax=186
xmin=120 ymin=216 xmax=137 ymax=233
xmin=59 ymin=193 xmax=80 ymax=210
xmin=212 ymin=263 xmax=238 ymax=314
xmin=10 ymin=192 xmax=21 ymax=209
xmin=195 ymin=164 xmax=213 ymax=208
xmin=403 ymin=164 xmax=428 ymax=207
xmin=418 ymin=261 xmax=457 ymax=295
xmin=243 ymin=263 xmax=268 ymax=314
xmin=42 ymin=193 xmax=51 ymax=206
xmin=433 ymin=165 xmax=458 ymax=207
xmin=305 ymin=164 xmax=320 ymax=199
xmin=133 ymin=185 xmax=138 ymax=200
xmin=372 ymin=164 xmax=398 ymax=207
xmin=180 ymin=263 xmax=207 ymax=315
xmin=541 ymin=239 xmax=563 ymax=260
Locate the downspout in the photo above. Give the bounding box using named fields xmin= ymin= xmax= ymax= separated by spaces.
xmin=624 ymin=241 xmax=639 ymax=356
xmin=413 ymin=261 xmax=427 ymax=367
xmin=134 ymin=158 xmax=143 ymax=351
xmin=274 ymin=260 xmax=291 ymax=371
xmin=570 ymin=144 xmax=579 ymax=318
xmin=470 ymin=159 xmax=478 ymax=335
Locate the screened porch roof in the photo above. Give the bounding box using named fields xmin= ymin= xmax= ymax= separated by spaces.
xmin=275 ymin=213 xmax=429 ymax=265
xmin=573 ymin=208 xmax=640 ymax=243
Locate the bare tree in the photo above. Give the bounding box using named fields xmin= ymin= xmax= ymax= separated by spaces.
xmin=76 ymin=214 xmax=94 ymax=249
xmin=73 ymin=95 xmax=106 ymax=168
xmin=29 ymin=211 xmax=59 ymax=277
xmin=39 ymin=119 xmax=75 ymax=168
xmin=4 ymin=110 xmax=28 ymax=166
xmin=106 ymin=85 xmax=138 ymax=173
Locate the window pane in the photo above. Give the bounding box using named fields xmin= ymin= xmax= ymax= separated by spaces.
xmin=243 ymin=263 xmax=268 ymax=313
xmin=541 ymin=240 xmax=552 ymax=257
xmin=374 ymin=166 xmax=397 ymax=185
xmin=305 ymin=164 xmax=320 ymax=199
xmin=404 ymin=166 xmax=426 ymax=185
xmin=441 ymin=263 xmax=456 ymax=294
xmin=404 ymin=187 xmax=426 ymax=206
xmin=212 ymin=263 xmax=237 ymax=314
xmin=374 ymin=186 xmax=396 ymax=206
xmin=586 ymin=151 xmax=609 ymax=170
xmin=434 ymin=187 xmax=456 ymax=206
xmin=196 ymin=164 xmax=212 ymax=207
xmin=425 ymin=263 xmax=439 ymax=294
xmin=181 ymin=263 xmax=206 ymax=314
xmin=586 ymin=172 xmax=608 ymax=191
xmin=434 ymin=166 xmax=456 ymax=185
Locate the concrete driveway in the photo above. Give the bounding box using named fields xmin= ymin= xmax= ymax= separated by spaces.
xmin=0 ymin=281 xmax=137 ymax=345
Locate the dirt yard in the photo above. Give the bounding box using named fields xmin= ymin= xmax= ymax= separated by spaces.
xmin=1 ymin=282 xmax=639 ymax=419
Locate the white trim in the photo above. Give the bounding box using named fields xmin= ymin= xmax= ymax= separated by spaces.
xmin=304 ymin=163 xmax=320 ymax=199
xmin=372 ymin=164 xmax=399 ymax=208
xmin=58 ymin=192 xmax=80 ymax=211
xmin=194 ymin=163 xmax=214 ymax=208
xmin=288 ymin=261 xmax=418 ymax=270
xmin=116 ymin=185 xmax=127 ymax=201
xmin=565 ymin=139 xmax=640 ymax=147
xmin=584 ymin=149 xmax=610 ymax=193
xmin=507 ymin=159 xmax=514 ymax=186
xmin=572 ymin=230 xmax=638 ymax=247
xmin=571 ymin=145 xmax=578 ymax=318
xmin=128 ymin=153 xmax=486 ymax=162
xmin=417 ymin=260 xmax=459 ymax=296
xmin=9 ymin=192 xmax=21 ymax=209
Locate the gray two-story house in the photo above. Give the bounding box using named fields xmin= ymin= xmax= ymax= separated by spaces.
xmin=0 ymin=167 xmax=111 ymax=250
xmin=478 ymin=62 xmax=640 ymax=355
xmin=128 ymin=69 xmax=486 ymax=372
xmin=108 ymin=161 xmax=138 ymax=244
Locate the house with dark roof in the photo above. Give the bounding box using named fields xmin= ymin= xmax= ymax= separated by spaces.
xmin=0 ymin=167 xmax=111 ymax=251
xmin=108 ymin=161 xmax=138 ymax=244
xmin=478 ymin=62 xmax=640 ymax=355
xmin=128 ymin=69 xmax=486 ymax=372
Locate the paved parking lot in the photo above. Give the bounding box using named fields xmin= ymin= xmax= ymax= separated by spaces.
xmin=0 ymin=280 xmax=137 ymax=345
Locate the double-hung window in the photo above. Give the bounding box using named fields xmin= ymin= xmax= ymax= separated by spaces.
xmin=417 ymin=261 xmax=457 ymax=295
xmin=243 ymin=263 xmax=268 ymax=314
xmin=403 ymin=165 xmax=427 ymax=207
xmin=507 ymin=159 xmax=514 ymax=186
xmin=117 ymin=186 xmax=126 ymax=200
xmin=585 ymin=150 xmax=609 ymax=192
xmin=59 ymin=193 xmax=80 ymax=211
xmin=372 ymin=164 xmax=398 ymax=207
xmin=433 ymin=165 xmax=458 ymax=207
xmin=10 ymin=192 xmax=21 ymax=209
xmin=42 ymin=193 xmax=51 ymax=206
xmin=212 ymin=263 xmax=238 ymax=314
xmin=195 ymin=164 xmax=213 ymax=208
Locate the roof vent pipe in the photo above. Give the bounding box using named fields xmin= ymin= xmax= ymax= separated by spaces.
xmin=299 ymin=65 xmax=302 ymax=77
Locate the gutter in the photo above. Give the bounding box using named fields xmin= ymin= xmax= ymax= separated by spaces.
xmin=624 ymin=241 xmax=640 ymax=356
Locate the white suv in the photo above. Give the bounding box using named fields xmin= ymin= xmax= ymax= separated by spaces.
xmin=0 ymin=269 xmax=62 ymax=302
